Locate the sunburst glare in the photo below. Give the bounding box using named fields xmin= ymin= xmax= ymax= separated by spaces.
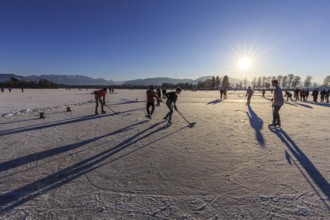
xmin=238 ymin=57 xmax=252 ymax=70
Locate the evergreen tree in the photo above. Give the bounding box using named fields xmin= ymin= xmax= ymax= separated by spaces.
xmin=211 ymin=76 xmax=216 ymax=89
xmin=222 ymin=75 xmax=229 ymax=89
xmin=215 ymin=76 xmax=220 ymax=88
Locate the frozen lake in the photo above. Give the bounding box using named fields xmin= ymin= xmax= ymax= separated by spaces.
xmin=1 ymin=88 xmax=330 ymax=219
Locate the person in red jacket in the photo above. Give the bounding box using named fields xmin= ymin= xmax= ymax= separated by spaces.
xmin=146 ymin=86 xmax=157 ymax=119
xmin=94 ymin=88 xmax=107 ymax=115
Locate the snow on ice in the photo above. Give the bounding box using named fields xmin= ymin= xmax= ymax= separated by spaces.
xmin=0 ymin=88 xmax=329 ymax=219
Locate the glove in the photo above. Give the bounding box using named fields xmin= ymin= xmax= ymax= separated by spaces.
xmin=174 ymin=105 xmax=178 ymax=111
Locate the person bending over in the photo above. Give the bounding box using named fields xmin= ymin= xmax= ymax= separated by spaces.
xmin=163 ymin=87 xmax=182 ymax=124
xmin=94 ymin=88 xmax=107 ymax=115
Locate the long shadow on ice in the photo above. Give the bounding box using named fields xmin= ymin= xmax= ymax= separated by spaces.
xmin=269 ymin=127 xmax=330 ymax=209
xmin=284 ymin=101 xmax=297 ymax=107
xmin=0 ymin=107 xmax=145 ymax=136
xmin=0 ymin=114 xmax=114 ymax=137
xmin=303 ymin=101 xmax=330 ymax=108
xmin=0 ymin=121 xmax=185 ymax=213
xmin=246 ymin=105 xmax=265 ymax=147
xmin=295 ymin=102 xmax=313 ymax=109
xmin=0 ymin=120 xmax=148 ymax=173
xmin=113 ymin=99 xmax=145 ymax=105
xmin=207 ymin=99 xmax=223 ymax=105
xmin=0 ymin=117 xmax=40 ymax=125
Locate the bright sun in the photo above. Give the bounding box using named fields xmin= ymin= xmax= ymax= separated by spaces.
xmin=238 ymin=57 xmax=252 ymax=70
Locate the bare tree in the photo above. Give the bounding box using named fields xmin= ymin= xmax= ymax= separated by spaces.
xmin=262 ymin=76 xmax=266 ymax=88
xmin=243 ymin=78 xmax=248 ymax=89
xmin=287 ymin=74 xmax=295 ymax=89
xmin=257 ymin=76 xmax=262 ymax=88
xmin=251 ymin=77 xmax=257 ymax=89
xmin=323 ymin=75 xmax=330 ymax=87
xmin=277 ymin=75 xmax=283 ymax=87
xmin=282 ymin=76 xmax=287 ymax=89
xmin=292 ymin=76 xmax=301 ymax=88
xmin=304 ymin=76 xmax=312 ymax=88
xmin=266 ymin=76 xmax=271 ymax=83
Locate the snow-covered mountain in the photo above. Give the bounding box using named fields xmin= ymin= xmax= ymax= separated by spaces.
xmin=0 ymin=74 xmax=121 ymax=86
xmin=0 ymin=73 xmax=247 ymax=86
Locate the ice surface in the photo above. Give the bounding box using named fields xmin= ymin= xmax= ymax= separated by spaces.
xmin=0 ymin=89 xmax=329 ymax=219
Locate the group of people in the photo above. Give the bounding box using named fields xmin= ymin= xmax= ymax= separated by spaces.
xmin=311 ymin=88 xmax=330 ymax=103
xmin=247 ymin=81 xmax=285 ymax=127
xmin=246 ymin=83 xmax=330 ymax=127
xmin=145 ymin=86 xmax=182 ymax=124
xmin=1 ymin=87 xmax=13 ymax=92
xmin=283 ymin=88 xmax=329 ymax=103
xmin=94 ymin=80 xmax=328 ymax=127
xmin=93 ymin=86 xmax=182 ymax=124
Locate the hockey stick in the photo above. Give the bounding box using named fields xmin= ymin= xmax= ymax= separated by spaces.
xmin=175 ymin=108 xmax=196 ymax=125
xmin=104 ymin=104 xmax=119 ymax=114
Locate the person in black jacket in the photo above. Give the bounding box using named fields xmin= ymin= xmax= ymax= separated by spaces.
xmin=326 ymin=89 xmax=330 ymax=103
xmin=320 ymin=89 xmax=326 ymax=102
xmin=163 ymin=87 xmax=182 ymax=124
xmin=312 ymin=88 xmax=319 ymax=102
xmin=156 ymin=87 xmax=161 ymax=106
xmin=284 ymin=91 xmax=293 ymax=101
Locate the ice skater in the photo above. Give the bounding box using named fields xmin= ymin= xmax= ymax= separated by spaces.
xmin=219 ymin=88 xmax=224 ymax=99
xmin=163 ymin=87 xmax=182 ymax=124
xmin=284 ymin=90 xmax=293 ymax=101
xmin=269 ymin=80 xmax=284 ymax=127
xmin=146 ymin=86 xmax=157 ymax=119
xmin=162 ymin=88 xmax=167 ymax=99
xmin=156 ymin=87 xmax=161 ymax=106
xmin=246 ymin=86 xmax=254 ymax=105
xmin=94 ymin=88 xmax=107 ymax=115
xmin=312 ymin=88 xmax=319 ymax=102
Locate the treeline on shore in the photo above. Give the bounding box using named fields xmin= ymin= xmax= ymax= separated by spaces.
xmin=0 ymin=77 xmax=57 ymax=88
xmin=1 ymin=74 xmax=329 ymax=90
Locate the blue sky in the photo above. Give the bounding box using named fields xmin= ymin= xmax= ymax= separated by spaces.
xmin=0 ymin=0 xmax=329 ymax=83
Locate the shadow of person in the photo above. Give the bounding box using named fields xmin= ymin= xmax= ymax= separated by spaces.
xmin=246 ymin=105 xmax=265 ymax=147
xmin=269 ymin=126 xmax=330 ymax=209
xmin=0 ymin=120 xmax=149 ymax=173
xmin=284 ymin=101 xmax=297 ymax=107
xmin=207 ymin=99 xmax=223 ymax=105
xmin=304 ymin=101 xmax=330 ymax=108
xmin=295 ymin=103 xmax=313 ymax=109
xmin=0 ymin=121 xmax=187 ymax=213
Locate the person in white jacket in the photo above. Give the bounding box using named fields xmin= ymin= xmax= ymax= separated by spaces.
xmin=269 ymin=80 xmax=284 ymax=127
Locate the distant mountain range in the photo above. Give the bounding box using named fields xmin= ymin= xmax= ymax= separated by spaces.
xmin=0 ymin=73 xmax=246 ymax=86
xmin=0 ymin=74 xmax=121 ymax=85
